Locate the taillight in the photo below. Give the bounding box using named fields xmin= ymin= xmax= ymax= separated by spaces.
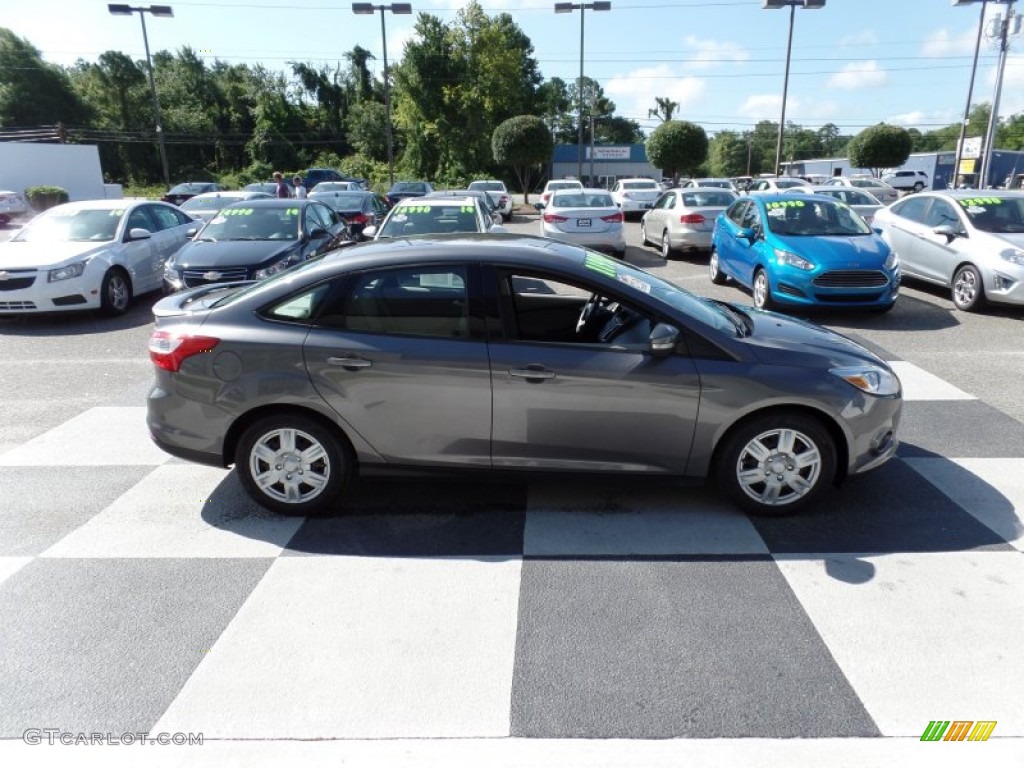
xmin=348 ymin=213 xmax=369 ymax=224
xmin=149 ymin=331 xmax=220 ymax=372
xmin=679 ymin=213 xmax=705 ymax=225
xmin=543 ymin=213 xmax=568 ymax=223
xmin=601 ymin=212 xmax=624 ymax=223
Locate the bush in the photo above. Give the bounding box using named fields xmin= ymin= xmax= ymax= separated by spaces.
xmin=24 ymin=186 xmax=69 ymax=211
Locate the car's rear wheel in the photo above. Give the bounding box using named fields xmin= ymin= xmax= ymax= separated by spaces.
xmin=952 ymin=264 xmax=986 ymax=311
xmin=752 ymin=268 xmax=774 ymax=310
xmin=717 ymin=412 xmax=836 ymax=516
xmin=661 ymin=230 xmax=673 ymax=259
xmin=709 ymin=247 xmax=728 ymax=285
xmin=98 ymin=268 xmax=132 ymax=317
xmin=236 ymin=413 xmax=352 ymax=516
xmin=913 ymin=182 xmax=925 ymax=192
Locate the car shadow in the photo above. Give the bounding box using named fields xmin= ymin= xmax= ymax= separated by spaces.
xmin=0 ymin=294 xmax=159 ymax=335
xmin=782 ymin=291 xmax=962 ymax=332
xmin=197 ymin=446 xmax=1020 ymax=579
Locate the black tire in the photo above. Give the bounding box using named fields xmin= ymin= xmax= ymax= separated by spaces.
xmin=913 ymin=182 xmax=925 ymax=192
xmin=98 ymin=268 xmax=133 ymax=317
xmin=709 ymin=247 xmax=728 ymax=285
xmin=752 ymin=268 xmax=775 ymax=310
xmin=951 ymin=264 xmax=986 ymax=311
xmin=235 ymin=413 xmax=352 ymax=516
xmin=661 ymin=230 xmax=673 ymax=259
xmin=716 ymin=412 xmax=837 ymax=516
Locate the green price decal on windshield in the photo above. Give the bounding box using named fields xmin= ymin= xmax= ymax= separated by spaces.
xmin=958 ymin=197 xmax=1001 ymax=208
xmin=765 ymin=200 xmax=805 ymax=209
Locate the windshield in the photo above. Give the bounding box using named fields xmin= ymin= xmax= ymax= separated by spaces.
xmin=181 ymin=196 xmax=231 ymax=212
xmin=389 ymin=182 xmax=427 ymax=194
xmin=14 ymin=207 xmax=122 ymax=243
xmin=764 ymin=199 xmax=871 ymax=236
xmin=199 ymin=206 xmax=299 ymax=241
xmin=168 ymin=183 xmax=213 ymax=194
xmin=549 ymin=182 xmax=581 ymax=191
xmin=563 ymin=247 xmax=736 ymax=334
xmin=775 ymin=179 xmax=808 ymax=189
xmin=470 ymin=182 xmax=502 ymax=191
xmin=958 ymin=196 xmax=1024 ymax=233
xmin=379 ymin=204 xmax=481 ymax=237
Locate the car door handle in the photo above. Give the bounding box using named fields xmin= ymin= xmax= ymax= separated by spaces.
xmin=327 ymin=356 xmax=372 ymax=369
xmin=508 ymin=366 xmax=555 ymax=381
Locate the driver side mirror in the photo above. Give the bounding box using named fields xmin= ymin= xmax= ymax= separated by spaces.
xmin=736 ymin=226 xmax=757 ymax=242
xmin=649 ymin=322 xmax=679 ymax=356
xmin=932 ymin=224 xmax=959 ymax=242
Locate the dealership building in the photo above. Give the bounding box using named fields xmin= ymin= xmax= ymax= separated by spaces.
xmin=549 ymin=144 xmax=662 ymax=189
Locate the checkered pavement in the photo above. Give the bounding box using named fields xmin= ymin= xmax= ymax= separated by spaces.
xmin=1 ymin=356 xmax=1023 ymax=766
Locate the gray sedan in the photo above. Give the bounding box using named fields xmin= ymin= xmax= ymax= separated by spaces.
xmin=872 ymin=190 xmax=1024 ymax=310
xmin=641 ymin=188 xmax=738 ymax=258
xmin=147 ymin=235 xmax=902 ymax=517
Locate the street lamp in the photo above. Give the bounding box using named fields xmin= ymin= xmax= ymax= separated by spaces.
xmin=108 ymin=4 xmax=173 ymax=188
xmin=762 ymin=0 xmax=825 ymax=177
xmin=352 ymin=3 xmax=412 ymax=187
xmin=554 ymin=2 xmax=611 ymax=182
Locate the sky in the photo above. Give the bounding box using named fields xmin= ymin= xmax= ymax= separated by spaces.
xmin=5 ymin=0 xmax=1024 ymax=138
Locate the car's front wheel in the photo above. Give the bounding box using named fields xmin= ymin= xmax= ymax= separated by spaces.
xmin=913 ymin=182 xmax=925 ymax=192
xmin=716 ymin=412 xmax=837 ymax=516
xmin=640 ymin=220 xmax=650 ymax=246
xmin=952 ymin=263 xmax=986 ymax=311
xmin=752 ymin=268 xmax=775 ymax=310
xmin=661 ymin=230 xmax=674 ymax=259
xmin=236 ymin=413 xmax=352 ymax=516
xmin=709 ymin=247 xmax=728 ymax=284
xmin=98 ymin=268 xmax=132 ymax=317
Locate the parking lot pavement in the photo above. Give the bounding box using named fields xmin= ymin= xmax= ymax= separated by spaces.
xmin=1 ymin=220 xmax=1023 ymax=764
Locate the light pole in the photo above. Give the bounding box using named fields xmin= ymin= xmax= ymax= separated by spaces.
xmin=352 ymin=3 xmax=412 ymax=187
xmin=980 ymin=0 xmax=1019 ymax=187
xmin=555 ymin=2 xmax=610 ymax=181
xmin=762 ymin=0 xmax=825 ymax=177
xmin=108 ymin=4 xmax=173 ymax=188
xmin=953 ymin=0 xmax=989 ymax=187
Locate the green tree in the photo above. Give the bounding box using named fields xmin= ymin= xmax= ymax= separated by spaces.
xmin=708 ymin=130 xmax=749 ymax=177
xmin=648 ymin=97 xmax=678 ymax=123
xmin=0 ymin=28 xmax=90 ymax=127
xmin=847 ymin=123 xmax=913 ymax=176
xmin=492 ymin=115 xmax=552 ymax=203
xmin=347 ymin=100 xmax=388 ymax=160
xmin=646 ymin=120 xmax=708 ymax=180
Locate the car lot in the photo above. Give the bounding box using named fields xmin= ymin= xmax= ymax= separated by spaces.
xmin=1 ymin=208 xmax=1023 ymax=761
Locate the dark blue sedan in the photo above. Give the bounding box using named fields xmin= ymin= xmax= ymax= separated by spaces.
xmin=710 ymin=194 xmax=900 ymax=311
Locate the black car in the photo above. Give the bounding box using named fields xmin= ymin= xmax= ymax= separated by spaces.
xmin=162 ymin=182 xmax=224 ymax=206
xmin=162 ymin=198 xmax=352 ymax=292
xmin=308 ymin=190 xmax=389 ymax=240
xmin=385 ymin=181 xmax=435 ymax=206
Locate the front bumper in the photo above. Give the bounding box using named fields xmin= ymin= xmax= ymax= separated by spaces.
xmin=0 ymin=268 xmax=102 ymax=313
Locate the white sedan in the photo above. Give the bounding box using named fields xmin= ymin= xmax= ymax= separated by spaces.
xmin=0 ymin=200 xmax=197 ymax=316
xmin=539 ymin=188 xmax=625 ymax=256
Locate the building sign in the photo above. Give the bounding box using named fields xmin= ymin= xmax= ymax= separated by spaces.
xmin=586 ymin=146 xmax=631 ymax=160
xmin=960 ymin=136 xmax=982 ymax=160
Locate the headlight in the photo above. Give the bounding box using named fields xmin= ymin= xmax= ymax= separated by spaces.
xmin=48 ymin=262 xmax=87 ymax=282
xmin=884 ymin=249 xmax=899 ymax=270
xmin=830 ymin=366 xmax=901 ymax=396
xmin=253 ymin=257 xmax=293 ymax=280
xmin=1000 ymin=249 xmax=1024 ymax=266
xmin=774 ymin=248 xmax=813 ymax=270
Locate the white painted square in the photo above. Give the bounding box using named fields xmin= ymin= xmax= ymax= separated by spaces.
xmin=0 ymin=556 xmax=33 ymax=587
xmin=888 ymin=361 xmax=975 ymax=401
xmin=154 ymin=556 xmax=522 ymax=738
xmin=40 ymin=465 xmax=303 ymax=558
xmin=525 ymin=483 xmax=768 ymax=556
xmin=905 ymin=457 xmax=1024 ymax=552
xmin=776 ymin=552 xmax=1024 ymax=736
xmin=0 ymin=407 xmax=170 ymax=466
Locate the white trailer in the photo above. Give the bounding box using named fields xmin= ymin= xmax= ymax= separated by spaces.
xmin=0 ymin=143 xmax=109 ymax=202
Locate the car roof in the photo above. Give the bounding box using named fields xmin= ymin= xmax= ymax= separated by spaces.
xmin=221 ymin=198 xmax=322 ymax=209
xmin=395 ymin=195 xmax=477 ymax=206
xmin=49 ymin=199 xmax=157 ymax=212
xmin=915 ymin=189 xmax=1024 ymax=200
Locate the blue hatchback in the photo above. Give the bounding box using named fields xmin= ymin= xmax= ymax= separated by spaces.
xmin=710 ymin=193 xmax=900 ymax=311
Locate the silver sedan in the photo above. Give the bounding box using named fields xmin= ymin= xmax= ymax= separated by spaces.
xmin=810 ymin=186 xmax=883 ymax=226
xmin=872 ymin=190 xmax=1024 ymax=310
xmin=641 ymin=187 xmax=737 ymax=258
xmin=539 ymin=189 xmax=626 ymax=256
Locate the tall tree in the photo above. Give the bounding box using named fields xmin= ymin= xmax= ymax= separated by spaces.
xmin=648 ymin=97 xmax=678 ymax=123
xmin=847 ymin=123 xmax=913 ymax=176
xmin=708 ymin=130 xmax=749 ymax=177
xmin=492 ymin=115 xmax=552 ymax=203
xmin=646 ymin=120 xmax=708 ymax=180
xmin=0 ymin=28 xmax=90 ymax=127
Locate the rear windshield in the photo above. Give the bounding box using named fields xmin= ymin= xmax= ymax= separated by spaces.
xmin=469 ymin=182 xmax=503 ymax=191
xmin=681 ymin=190 xmax=735 ymax=207
xmin=552 ymin=192 xmax=614 ymax=207
xmin=623 ymin=181 xmax=658 ymax=190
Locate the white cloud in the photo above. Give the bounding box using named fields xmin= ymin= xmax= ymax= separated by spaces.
xmin=993 ymin=55 xmax=1024 ymax=115
xmin=839 ymin=30 xmax=880 ymax=47
xmin=886 ymin=108 xmax=960 ymax=131
xmin=604 ymin=64 xmax=706 ymax=123
xmin=922 ymin=27 xmax=981 ymax=57
xmin=826 ymin=60 xmax=888 ymax=90
xmin=739 ymin=94 xmax=784 ymax=119
xmin=681 ymin=35 xmax=750 ymax=70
